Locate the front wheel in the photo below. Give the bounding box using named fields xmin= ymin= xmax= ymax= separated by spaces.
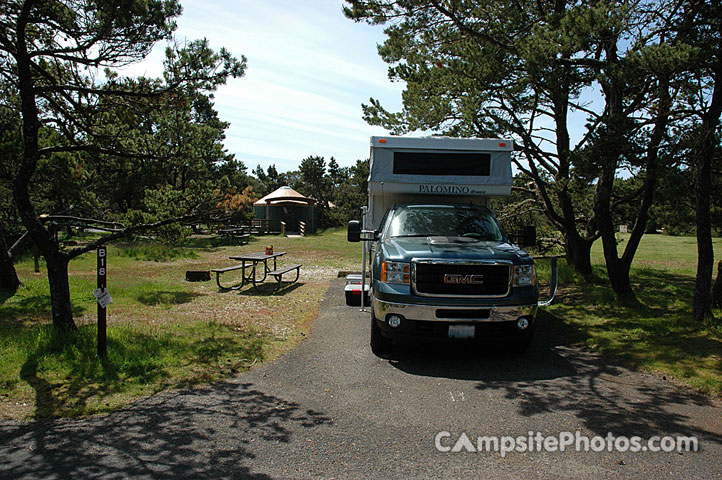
xmin=370 ymin=313 xmax=392 ymax=357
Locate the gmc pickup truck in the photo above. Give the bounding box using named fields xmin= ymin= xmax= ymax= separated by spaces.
xmin=347 ymin=136 xmax=540 ymax=356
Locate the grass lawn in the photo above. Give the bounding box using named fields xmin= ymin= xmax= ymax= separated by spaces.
xmin=0 ymin=228 xmax=360 ymax=419
xmin=0 ymin=228 xmax=720 ymax=420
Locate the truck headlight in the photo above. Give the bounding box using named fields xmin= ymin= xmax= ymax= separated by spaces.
xmin=513 ymin=264 xmax=536 ymax=287
xmin=381 ymin=261 xmax=410 ymax=285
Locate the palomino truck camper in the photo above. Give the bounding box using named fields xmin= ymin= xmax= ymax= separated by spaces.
xmin=348 ymin=136 xmax=554 ymax=355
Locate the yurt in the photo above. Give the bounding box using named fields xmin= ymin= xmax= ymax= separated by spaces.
xmin=253 ymin=186 xmax=317 ymax=234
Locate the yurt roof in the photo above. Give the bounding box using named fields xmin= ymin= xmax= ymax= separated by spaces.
xmin=253 ymin=186 xmax=315 ymax=206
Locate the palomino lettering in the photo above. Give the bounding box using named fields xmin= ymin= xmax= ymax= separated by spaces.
xmin=419 ymin=185 xmax=471 ymax=194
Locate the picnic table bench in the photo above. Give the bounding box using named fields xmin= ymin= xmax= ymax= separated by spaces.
xmin=211 ymin=264 xmax=247 ymax=290
xmin=266 ymin=264 xmax=302 ymax=291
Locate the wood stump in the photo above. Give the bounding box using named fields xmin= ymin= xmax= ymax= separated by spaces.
xmin=185 ymin=270 xmax=211 ymax=282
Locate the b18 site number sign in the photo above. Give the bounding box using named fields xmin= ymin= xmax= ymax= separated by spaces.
xmin=94 ymin=246 xmax=112 ymax=306
xmin=94 ymin=246 xmax=111 ymax=356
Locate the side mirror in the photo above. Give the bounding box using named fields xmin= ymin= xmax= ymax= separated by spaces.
xmin=347 ymin=220 xmax=361 ymax=242
xmin=522 ymin=225 xmax=536 ymax=247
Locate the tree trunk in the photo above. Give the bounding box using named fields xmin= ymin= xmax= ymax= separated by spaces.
xmin=595 ymin=177 xmax=636 ymax=301
xmin=711 ymin=261 xmax=722 ymax=309
xmin=13 ymin=11 xmax=76 ymax=330
xmin=564 ymin=231 xmax=593 ymax=276
xmin=604 ymin=251 xmax=634 ymax=299
xmin=593 ymin=38 xmax=639 ymax=302
xmin=597 ymin=204 xmax=636 ymax=300
xmin=594 ymin=116 xmax=636 ymax=301
xmin=553 ymin=66 xmax=595 ymax=277
xmin=693 ymin=125 xmax=716 ymax=322
xmin=692 ymin=61 xmax=721 ymax=322
xmin=45 ymin=251 xmax=74 ymax=328
xmin=610 ymin=76 xmax=669 ymax=304
xmin=12 ymin=214 xmax=76 ymax=330
xmin=0 ymin=221 xmax=20 ymax=292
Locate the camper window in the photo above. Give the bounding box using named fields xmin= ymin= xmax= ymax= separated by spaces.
xmin=392 ymin=152 xmax=490 ymax=176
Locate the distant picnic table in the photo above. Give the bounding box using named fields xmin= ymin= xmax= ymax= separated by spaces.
xmin=217 ymin=228 xmax=251 ymax=245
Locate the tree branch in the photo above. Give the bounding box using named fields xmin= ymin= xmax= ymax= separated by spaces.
xmin=66 ymin=213 xmax=202 ymax=260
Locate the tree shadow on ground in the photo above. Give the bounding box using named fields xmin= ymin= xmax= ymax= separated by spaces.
xmin=19 ymin=331 xmax=166 ymax=419
xmin=237 ymin=282 xmax=304 ymax=296
xmin=0 ymin=381 xmax=333 ymax=479
xmin=0 ymin=288 xmax=16 ymax=305
xmin=546 ymin=268 xmax=722 ymax=392
xmin=16 ymin=325 xmax=266 ymax=419
xmin=389 ymin=315 xmax=722 ymax=448
xmin=388 ymin=319 xmax=580 ymax=383
xmin=19 ymin=353 xmax=124 ymax=420
xmin=0 ymin=292 xmax=85 ymax=325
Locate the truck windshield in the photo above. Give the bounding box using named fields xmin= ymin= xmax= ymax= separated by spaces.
xmin=386 ymin=206 xmax=504 ymax=241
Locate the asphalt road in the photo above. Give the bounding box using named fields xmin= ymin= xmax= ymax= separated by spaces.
xmin=1 ymin=278 xmax=721 ymax=479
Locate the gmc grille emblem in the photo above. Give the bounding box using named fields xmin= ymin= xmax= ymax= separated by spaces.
xmin=443 ymin=274 xmax=484 ymax=285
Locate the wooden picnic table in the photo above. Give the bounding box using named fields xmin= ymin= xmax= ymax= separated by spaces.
xmin=212 ymin=251 xmax=303 ymax=291
xmin=212 ymin=251 xmax=287 ymax=290
xmin=229 ymin=251 xmax=287 ymax=282
xmin=232 ymin=252 xmax=301 ymax=291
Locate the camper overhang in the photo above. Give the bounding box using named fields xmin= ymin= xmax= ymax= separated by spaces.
xmin=368 ymin=136 xmax=514 ymax=197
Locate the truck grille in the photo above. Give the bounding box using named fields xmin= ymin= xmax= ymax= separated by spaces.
xmin=413 ymin=261 xmax=511 ymax=297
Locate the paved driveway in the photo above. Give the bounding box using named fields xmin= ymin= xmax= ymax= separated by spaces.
xmin=1 ymin=278 xmax=721 ymax=479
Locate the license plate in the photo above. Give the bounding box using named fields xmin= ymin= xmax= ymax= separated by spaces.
xmin=448 ymin=325 xmax=475 ymax=339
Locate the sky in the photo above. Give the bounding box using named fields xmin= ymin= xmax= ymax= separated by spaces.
xmin=122 ymin=0 xmax=405 ymax=174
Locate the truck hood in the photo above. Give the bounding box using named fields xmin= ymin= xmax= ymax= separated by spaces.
xmin=382 ymin=236 xmax=532 ymax=263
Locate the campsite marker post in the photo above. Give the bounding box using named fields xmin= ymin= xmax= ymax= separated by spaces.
xmin=95 ymin=246 xmax=109 ymax=357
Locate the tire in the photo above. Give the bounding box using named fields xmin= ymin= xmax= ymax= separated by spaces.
xmin=370 ymin=312 xmax=392 ymax=357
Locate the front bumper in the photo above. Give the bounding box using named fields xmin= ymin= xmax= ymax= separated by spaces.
xmin=372 ymin=296 xmax=537 ymax=342
xmin=372 ymin=297 xmax=537 ymax=323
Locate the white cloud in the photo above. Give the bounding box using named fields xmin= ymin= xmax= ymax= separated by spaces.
xmin=116 ymin=0 xmax=404 ymax=173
